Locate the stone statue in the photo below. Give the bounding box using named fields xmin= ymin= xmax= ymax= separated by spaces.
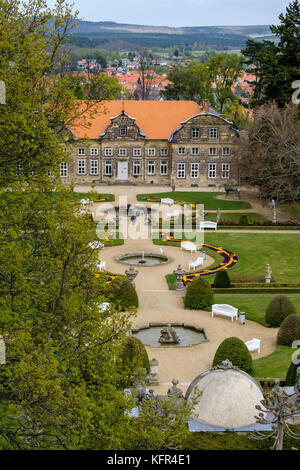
xmin=167 ymin=379 xmax=183 ymax=399
xmin=265 ymin=264 xmax=272 ymax=283
xmin=159 ymin=323 xmax=180 ymax=344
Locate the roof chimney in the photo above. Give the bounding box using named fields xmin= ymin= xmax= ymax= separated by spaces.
xmin=202 ymin=99 xmax=210 ymax=113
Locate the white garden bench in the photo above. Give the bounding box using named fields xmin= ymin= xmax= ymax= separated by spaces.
xmin=189 ymin=256 xmax=204 ymax=270
xmin=200 ymin=221 xmax=218 ymax=231
xmin=96 ymin=261 xmax=106 ymax=271
xmin=181 ymin=241 xmax=197 ymax=254
xmin=161 ymin=198 xmax=174 ymax=206
xmin=212 ymin=304 xmax=238 ymax=321
xmin=166 ymin=209 xmax=180 ymax=218
xmin=245 ymin=338 xmax=261 ymax=353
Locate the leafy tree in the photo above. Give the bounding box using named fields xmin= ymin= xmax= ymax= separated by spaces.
xmin=242 ymin=1 xmax=300 ymax=107
xmin=238 ymin=102 xmax=300 ymax=202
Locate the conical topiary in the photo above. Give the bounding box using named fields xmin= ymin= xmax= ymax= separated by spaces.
xmin=238 ymin=214 xmax=249 ymax=226
xmin=277 ymin=314 xmax=300 ymax=346
xmin=213 ymin=270 xmax=231 ymax=288
xmin=212 ymin=336 xmax=253 ymax=373
xmin=265 ymin=295 xmax=296 ymax=327
xmin=184 ymin=276 xmax=214 ymax=310
xmin=116 ymin=336 xmax=150 ymax=387
xmin=285 ymin=358 xmax=300 ymax=386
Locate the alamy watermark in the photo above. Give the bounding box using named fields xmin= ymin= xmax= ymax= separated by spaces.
xmin=292 ymin=80 xmax=300 ymax=105
xmin=0 ymin=80 xmax=6 ymax=104
xmin=291 ymin=340 xmax=300 ymax=365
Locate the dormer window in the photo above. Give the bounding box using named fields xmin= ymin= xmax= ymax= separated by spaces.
xmin=120 ymin=128 xmax=127 ymax=137
xmin=192 ymin=128 xmax=200 ymax=138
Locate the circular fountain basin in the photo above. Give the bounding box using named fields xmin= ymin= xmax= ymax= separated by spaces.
xmin=117 ymin=253 xmax=169 ymax=266
xmin=130 ymin=323 xmax=208 ymax=347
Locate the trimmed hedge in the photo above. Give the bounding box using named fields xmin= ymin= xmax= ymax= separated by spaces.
xmin=265 ymin=295 xmax=296 ymax=327
xmin=116 ymin=336 xmax=150 ymax=387
xmin=285 ymin=358 xmax=300 ymax=386
xmin=213 ymin=270 xmax=231 ymax=288
xmin=238 ymin=214 xmax=249 ymax=226
xmin=277 ymin=314 xmax=300 ymax=346
xmin=212 ymin=336 xmax=253 ymax=373
xmin=106 ymin=278 xmax=139 ymax=311
xmin=184 ymin=276 xmax=214 ymax=310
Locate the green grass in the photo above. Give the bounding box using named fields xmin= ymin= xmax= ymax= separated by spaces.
xmin=251 ymin=345 xmax=295 ymax=380
xmin=136 ymin=191 xmax=252 ymax=210
xmin=280 ymin=202 xmax=300 ymax=221
xmin=205 ymin=212 xmax=267 ymax=224
xmin=214 ymin=294 xmax=300 ymax=326
xmin=204 ymin=233 xmax=300 ymax=283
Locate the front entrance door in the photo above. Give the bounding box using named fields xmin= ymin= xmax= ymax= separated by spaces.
xmin=117 ymin=161 xmax=128 ymax=180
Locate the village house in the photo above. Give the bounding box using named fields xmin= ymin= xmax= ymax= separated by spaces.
xmin=62 ymin=100 xmax=239 ymax=187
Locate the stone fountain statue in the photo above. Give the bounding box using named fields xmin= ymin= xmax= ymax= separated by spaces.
xmin=159 ymin=323 xmax=180 ymax=344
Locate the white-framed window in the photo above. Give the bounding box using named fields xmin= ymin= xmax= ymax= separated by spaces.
xmin=177 ymin=163 xmax=185 ymax=179
xmin=209 ymin=128 xmax=218 ymax=139
xmin=191 ymin=147 xmax=199 ymax=155
xmin=148 ymin=148 xmax=156 ymax=156
xmin=90 ymin=147 xmax=98 ymax=156
xmin=160 ymin=160 xmax=168 ymax=175
xmin=209 ymin=147 xmax=217 ymax=156
xmin=178 ymin=147 xmax=186 ymax=155
xmin=120 ymin=127 xmax=127 ymax=137
xmin=118 ymin=148 xmax=127 ymax=156
xmin=77 ymin=147 xmax=85 ymax=155
xmin=90 ymin=159 xmax=99 ymax=175
xmin=60 ymin=162 xmax=68 ymax=178
xmin=160 ymin=148 xmax=168 ymax=156
xmin=104 ymin=148 xmax=113 ymax=157
xmin=133 ymin=148 xmax=141 ymax=157
xmin=222 ymin=163 xmax=230 ymax=179
xmin=192 ymin=128 xmax=200 ymax=138
xmin=222 ymin=147 xmax=230 ymax=156
xmin=78 ymin=159 xmax=86 ymax=175
xmin=208 ymin=163 xmax=216 ymax=179
xmin=190 ymin=163 xmax=199 ymax=179
xmin=105 ymin=160 xmax=112 ymax=176
xmin=133 ymin=160 xmax=141 ymax=176
xmin=148 ymin=160 xmax=155 ymax=175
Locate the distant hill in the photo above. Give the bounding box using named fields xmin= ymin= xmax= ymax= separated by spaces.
xmin=69 ymin=21 xmax=274 ymax=51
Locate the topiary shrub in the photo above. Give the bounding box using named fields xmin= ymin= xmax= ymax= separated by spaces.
xmin=277 ymin=314 xmax=300 ymax=346
xmin=285 ymin=357 xmax=300 ymax=386
xmin=213 ymin=270 xmax=231 ymax=288
xmin=238 ymin=214 xmax=249 ymax=226
xmin=265 ymin=295 xmax=296 ymax=327
xmin=212 ymin=336 xmax=253 ymax=373
xmin=184 ymin=276 xmax=214 ymax=310
xmin=106 ymin=277 xmax=138 ymax=311
xmin=116 ymin=336 xmax=150 ymax=387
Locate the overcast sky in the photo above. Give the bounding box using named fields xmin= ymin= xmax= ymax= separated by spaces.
xmin=47 ymin=0 xmax=292 ymax=26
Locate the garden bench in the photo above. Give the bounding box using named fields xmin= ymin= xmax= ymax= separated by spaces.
xmin=96 ymin=261 xmax=106 ymax=272
xmin=189 ymin=256 xmax=204 ymax=270
xmin=212 ymin=304 xmax=238 ymax=321
xmin=224 ymin=184 xmax=240 ymax=199
xmin=161 ymin=198 xmax=174 ymax=206
xmin=245 ymin=338 xmax=261 ymax=353
xmin=200 ymin=221 xmax=218 ymax=231
xmin=166 ymin=209 xmax=180 ymax=218
xmin=181 ymin=241 xmax=197 ymax=254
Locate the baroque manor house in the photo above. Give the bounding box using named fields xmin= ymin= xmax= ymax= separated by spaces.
xmin=63 ymin=100 xmax=239 ymax=186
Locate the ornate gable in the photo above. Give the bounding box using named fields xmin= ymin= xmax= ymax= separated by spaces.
xmin=99 ymin=110 xmax=146 ymax=141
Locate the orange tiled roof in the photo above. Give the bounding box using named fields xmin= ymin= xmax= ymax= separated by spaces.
xmin=69 ymin=100 xmax=204 ymax=140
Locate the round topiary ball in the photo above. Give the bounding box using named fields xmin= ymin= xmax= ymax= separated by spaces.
xmin=213 ymin=270 xmax=231 ymax=288
xmin=212 ymin=336 xmax=253 ymax=373
xmin=184 ymin=276 xmax=214 ymax=310
xmin=116 ymin=336 xmax=150 ymax=387
xmin=106 ymin=277 xmax=139 ymax=311
xmin=265 ymin=295 xmax=296 ymax=327
xmin=277 ymin=314 xmax=300 ymax=346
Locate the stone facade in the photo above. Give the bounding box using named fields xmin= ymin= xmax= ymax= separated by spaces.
xmin=62 ymin=102 xmax=239 ymax=187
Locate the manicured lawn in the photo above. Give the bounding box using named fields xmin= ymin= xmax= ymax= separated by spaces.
xmin=204 ymin=233 xmax=300 ymax=283
xmin=204 ymin=212 xmax=268 ymax=224
xmin=280 ymin=202 xmax=300 ymax=221
xmin=251 ymin=345 xmax=295 ymax=380
xmin=136 ymin=191 xmax=252 ymax=210
xmin=214 ymin=294 xmax=300 ymax=326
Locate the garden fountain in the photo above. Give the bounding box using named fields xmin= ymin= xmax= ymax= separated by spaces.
xmin=130 ymin=323 xmax=208 ymax=347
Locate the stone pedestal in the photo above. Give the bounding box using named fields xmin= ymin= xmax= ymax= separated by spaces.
xmin=125 ymin=264 xmax=139 ymax=286
xmin=147 ymin=358 xmax=160 ymax=386
xmin=173 ymin=265 xmax=186 ymax=291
